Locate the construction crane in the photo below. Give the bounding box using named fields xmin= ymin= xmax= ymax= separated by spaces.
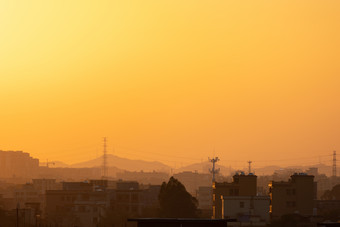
xmin=46 ymin=159 xmax=55 ymax=168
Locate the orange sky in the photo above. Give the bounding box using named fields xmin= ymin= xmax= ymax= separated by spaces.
xmin=0 ymin=1 xmax=339 ymax=169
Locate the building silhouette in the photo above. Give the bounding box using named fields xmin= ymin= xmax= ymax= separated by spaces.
xmin=213 ymin=172 xmax=257 ymax=219
xmin=0 ymin=150 xmax=39 ymax=179
xmin=269 ymin=173 xmax=316 ymax=219
xmin=222 ymin=195 xmax=270 ymax=225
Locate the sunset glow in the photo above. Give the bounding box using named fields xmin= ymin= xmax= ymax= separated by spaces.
xmin=1 ymin=1 xmax=340 ymax=169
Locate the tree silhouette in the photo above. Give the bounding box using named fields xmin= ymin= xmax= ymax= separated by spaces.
xmin=158 ymin=177 xmax=198 ymax=218
xmin=321 ymin=184 xmax=340 ymax=200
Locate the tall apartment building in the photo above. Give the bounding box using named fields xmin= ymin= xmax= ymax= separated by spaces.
xmin=0 ymin=150 xmax=39 ymax=179
xmin=268 ymin=173 xmax=316 ymax=219
xmin=213 ymin=173 xmax=257 ymax=219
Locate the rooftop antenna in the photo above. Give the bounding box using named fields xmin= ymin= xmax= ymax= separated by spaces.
xmin=102 ymin=137 xmax=108 ymax=179
xmin=248 ymin=161 xmax=252 ymax=174
xmin=332 ymin=151 xmax=337 ymax=177
xmin=209 ymin=157 xmax=220 ymax=183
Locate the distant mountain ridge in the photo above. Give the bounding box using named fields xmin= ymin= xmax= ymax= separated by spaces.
xmin=47 ymin=155 xmax=332 ymax=176
xmin=70 ymin=154 xmax=171 ymax=172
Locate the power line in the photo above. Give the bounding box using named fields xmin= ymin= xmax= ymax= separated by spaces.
xmin=102 ymin=137 xmax=108 ymax=179
xmin=115 ymin=145 xmax=203 ymax=161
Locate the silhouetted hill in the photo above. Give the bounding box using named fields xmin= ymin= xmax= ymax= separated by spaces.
xmin=176 ymin=161 xmax=234 ymax=175
xmin=252 ymin=165 xmax=282 ymax=176
xmin=51 ymin=155 xmax=332 ymax=177
xmin=70 ymin=154 xmax=171 ymax=172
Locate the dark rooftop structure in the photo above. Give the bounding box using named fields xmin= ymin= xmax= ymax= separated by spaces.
xmin=128 ymin=218 xmax=235 ymax=227
xmin=317 ymin=223 xmax=340 ymax=227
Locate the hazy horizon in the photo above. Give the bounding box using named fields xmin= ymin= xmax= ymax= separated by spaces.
xmin=4 ymin=148 xmax=334 ymax=173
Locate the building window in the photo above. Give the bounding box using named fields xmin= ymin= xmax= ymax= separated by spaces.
xmin=118 ymin=194 xmax=129 ymax=202
xmin=132 ymin=193 xmax=139 ymax=202
xmin=82 ymin=194 xmax=89 ymax=201
xmin=79 ymin=206 xmax=86 ymax=212
xmin=229 ymin=189 xmax=234 ymax=195
xmin=234 ymin=189 xmax=239 ymax=196
xmin=132 ymin=206 xmax=138 ymax=213
xmin=240 ymin=202 xmax=244 ymax=208
xmin=286 ymin=201 xmax=296 ymax=208
xmin=93 ymin=217 xmax=98 ymax=224
xmin=286 ymin=189 xmax=291 ymax=195
xmin=292 ymin=189 xmax=296 ymax=195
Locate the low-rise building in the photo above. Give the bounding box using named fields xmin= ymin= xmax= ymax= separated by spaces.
xmin=197 ymin=186 xmax=213 ymax=217
xmin=213 ymin=173 xmax=257 ymax=219
xmin=268 ymin=173 xmax=316 ymax=219
xmin=222 ymin=196 xmax=270 ymax=226
xmin=198 ymin=186 xmax=212 ymax=210
xmin=14 ymin=183 xmax=40 ymax=210
xmin=104 ymin=183 xmax=161 ymax=222
xmin=45 ymin=181 xmax=108 ymax=227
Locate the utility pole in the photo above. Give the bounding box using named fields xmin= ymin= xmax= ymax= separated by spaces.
xmin=102 ymin=137 xmax=108 ymax=179
xmin=16 ymin=203 xmax=19 ymax=227
xmin=209 ymin=157 xmax=220 ymax=183
xmin=333 ymin=151 xmax=337 ymax=177
xmin=248 ymin=161 xmax=252 ymax=174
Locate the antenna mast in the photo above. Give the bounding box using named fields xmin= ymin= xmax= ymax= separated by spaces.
xmin=248 ymin=161 xmax=252 ymax=174
xmin=209 ymin=157 xmax=220 ymax=182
